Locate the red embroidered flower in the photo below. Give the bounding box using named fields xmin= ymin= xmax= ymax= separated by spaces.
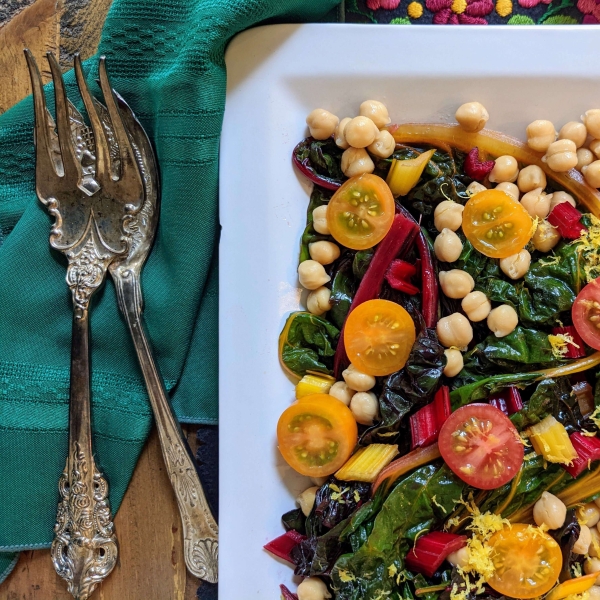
xmin=426 ymin=0 xmax=493 ymax=23
xmin=578 ymin=0 xmax=600 ymax=23
xmin=367 ymin=0 xmax=402 ymax=9
xmin=517 ymin=0 xmax=550 ymax=8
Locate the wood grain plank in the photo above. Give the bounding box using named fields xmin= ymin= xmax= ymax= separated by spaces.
xmin=0 ymin=0 xmax=60 ymax=114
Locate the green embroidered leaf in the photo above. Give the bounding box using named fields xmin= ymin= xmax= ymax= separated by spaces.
xmin=390 ymin=17 xmax=412 ymax=24
xmin=507 ymin=14 xmax=535 ymax=23
xmin=538 ymin=0 xmax=575 ymax=23
xmin=542 ymin=14 xmax=578 ymax=23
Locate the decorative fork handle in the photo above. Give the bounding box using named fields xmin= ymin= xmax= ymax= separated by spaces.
xmin=112 ymin=266 xmax=218 ymax=583
xmin=51 ymin=239 xmax=118 ymax=600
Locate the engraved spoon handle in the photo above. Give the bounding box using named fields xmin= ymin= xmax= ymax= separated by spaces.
xmin=113 ymin=268 xmax=218 ymax=583
xmin=51 ymin=303 xmax=118 ymax=600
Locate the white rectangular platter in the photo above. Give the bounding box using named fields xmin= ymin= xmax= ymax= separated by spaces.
xmin=219 ymin=23 xmax=600 ymax=597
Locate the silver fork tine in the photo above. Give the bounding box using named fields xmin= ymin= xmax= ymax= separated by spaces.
xmin=46 ymin=52 xmax=80 ymax=186
xmin=98 ymin=57 xmax=142 ymax=203
xmin=73 ymin=54 xmax=110 ymax=181
xmin=24 ymin=50 xmax=59 ymax=185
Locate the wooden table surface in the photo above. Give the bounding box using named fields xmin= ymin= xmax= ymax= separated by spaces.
xmin=0 ymin=1 xmax=213 ymax=598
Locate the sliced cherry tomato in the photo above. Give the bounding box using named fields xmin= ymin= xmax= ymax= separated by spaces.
xmin=462 ymin=189 xmax=533 ymax=258
xmin=327 ymin=174 xmax=395 ymax=250
xmin=277 ymin=394 xmax=358 ymax=477
xmin=438 ymin=403 xmax=523 ymax=490
xmin=487 ymin=523 xmax=562 ymax=598
xmin=573 ymin=279 xmax=600 ymax=351
xmin=344 ymin=299 xmax=416 ymax=377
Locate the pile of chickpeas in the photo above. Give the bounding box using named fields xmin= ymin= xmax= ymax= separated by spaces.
xmin=306 ymin=99 xmax=395 ymax=177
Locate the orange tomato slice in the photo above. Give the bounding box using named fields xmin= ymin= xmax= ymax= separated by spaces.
xmin=487 ymin=523 xmax=562 ymax=599
xmin=326 ymin=173 xmax=395 ymax=250
xmin=344 ymin=299 xmax=416 ymax=376
xmin=277 ymin=394 xmax=358 ymax=477
xmin=462 ymin=189 xmax=533 ymax=259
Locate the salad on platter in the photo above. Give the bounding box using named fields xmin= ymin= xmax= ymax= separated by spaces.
xmin=267 ymin=98 xmax=600 ymax=600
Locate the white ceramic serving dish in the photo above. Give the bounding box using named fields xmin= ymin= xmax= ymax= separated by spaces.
xmin=219 ymin=23 xmax=600 ymax=597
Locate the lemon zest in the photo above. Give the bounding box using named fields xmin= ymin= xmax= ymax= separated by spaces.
xmin=337 ymin=569 xmax=356 ymax=583
xmin=432 ymin=495 xmax=448 ymax=514
xmin=548 ymin=333 xmax=580 ymax=358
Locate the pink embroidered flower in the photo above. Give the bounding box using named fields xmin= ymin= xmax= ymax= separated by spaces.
xmin=367 ymin=0 xmax=402 ymax=9
xmin=517 ymin=0 xmax=550 ymax=8
xmin=426 ymin=0 xmax=493 ymax=23
xmin=578 ymin=0 xmax=600 ymax=23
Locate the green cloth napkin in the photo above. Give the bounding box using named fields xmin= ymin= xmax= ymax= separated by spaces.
xmin=0 ymin=0 xmax=340 ymax=581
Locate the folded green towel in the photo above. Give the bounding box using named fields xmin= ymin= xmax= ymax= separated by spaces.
xmin=0 ymin=0 xmax=340 ymax=580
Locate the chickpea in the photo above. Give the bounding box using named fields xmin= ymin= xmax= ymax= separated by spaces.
xmin=590 ymin=587 xmax=600 ymax=600
xmin=461 ymin=291 xmax=492 ymax=322
xmin=520 ymin=187 xmax=551 ymax=219
xmin=341 ymin=147 xmax=375 ymax=177
xmin=359 ymin=100 xmax=391 ymax=129
xmin=434 ymin=201 xmax=464 ymax=232
xmin=455 ymin=101 xmax=489 ymax=133
xmin=499 ymin=249 xmax=531 ymax=280
xmin=584 ymin=558 xmax=600 ymax=585
xmin=334 ymin=117 xmax=352 ymax=149
xmin=548 ymin=191 xmax=576 ymax=212
xmin=297 ymin=577 xmax=332 ymax=600
xmin=581 ymin=502 xmax=600 ymax=527
xmin=577 ymin=148 xmax=595 ymax=170
xmin=298 ymin=260 xmax=330 ymax=290
xmin=495 ymin=181 xmax=520 ymax=202
xmin=344 ymin=116 xmax=378 ymax=148
xmin=342 ymin=364 xmax=375 ymax=392
xmin=532 ymin=220 xmax=561 ymax=252
xmin=436 ymin=313 xmax=473 ymax=350
xmin=526 ymin=120 xmax=557 ymax=153
xmin=350 ymin=392 xmax=379 ymax=425
xmin=467 ymin=181 xmax=487 ymax=196
xmin=306 ymin=287 xmax=332 ymax=316
xmin=434 ymin=229 xmax=463 ymax=263
xmin=517 ymin=165 xmax=547 ymax=193
xmin=488 ymin=155 xmax=519 ymax=183
xmin=439 ymin=270 xmax=475 ymax=299
xmin=533 ymin=491 xmax=567 ymax=529
xmin=590 ymin=139 xmax=600 ymax=159
xmin=309 ymin=241 xmax=340 ymax=265
xmin=296 ymin=486 xmax=318 ymax=517
xmin=590 ymin=527 xmax=600 ymax=557
xmin=446 ymin=546 xmax=469 ymax=569
xmin=443 ymin=349 xmax=464 ymax=378
xmin=543 ymin=139 xmax=578 ymax=172
xmin=583 ymin=160 xmax=600 ymax=188
xmin=329 ymin=381 xmax=355 ymax=406
xmin=367 ymin=130 xmax=395 ymax=159
xmin=574 ymin=525 xmax=593 ymax=555
xmin=559 ymin=121 xmax=588 ymax=148
xmin=583 ymin=110 xmax=600 ymax=139
xmin=312 ymin=205 xmax=330 ymax=235
xmin=487 ymin=305 xmax=518 ymax=338
xmin=306 ymin=109 xmax=339 ymax=140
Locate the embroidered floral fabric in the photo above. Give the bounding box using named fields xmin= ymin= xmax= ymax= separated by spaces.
xmin=347 ymin=0 xmax=592 ymax=24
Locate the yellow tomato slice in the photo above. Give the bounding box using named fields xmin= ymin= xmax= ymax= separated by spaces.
xmin=462 ymin=189 xmax=533 ymax=259
xmin=277 ymin=394 xmax=358 ymax=477
xmin=327 ymin=173 xmax=395 ymax=250
xmin=487 ymin=523 xmax=562 ymax=599
xmin=344 ymin=299 xmax=416 ymax=376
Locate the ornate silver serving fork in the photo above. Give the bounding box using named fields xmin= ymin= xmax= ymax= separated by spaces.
xmin=25 ymin=50 xmax=145 ymax=599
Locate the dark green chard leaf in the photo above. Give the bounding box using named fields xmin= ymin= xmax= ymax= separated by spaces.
xmin=330 ymin=465 xmax=466 ymax=600
xmin=294 ymin=136 xmax=345 ymax=187
xmin=550 ymin=508 xmax=581 ymax=583
xmin=300 ymin=187 xmax=334 ymax=263
xmin=361 ymin=328 xmax=446 ymax=445
xmin=329 ymin=254 xmax=356 ymax=330
xmin=352 ymin=248 xmax=375 ymax=280
xmin=282 ymin=508 xmax=306 ymax=534
xmin=280 ymin=312 xmax=339 ymax=377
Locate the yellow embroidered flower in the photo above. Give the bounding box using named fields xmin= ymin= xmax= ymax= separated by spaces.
xmin=496 ymin=0 xmax=513 ymax=16
xmin=451 ymin=0 xmax=467 ymax=13
xmin=408 ymin=1 xmax=424 ymax=17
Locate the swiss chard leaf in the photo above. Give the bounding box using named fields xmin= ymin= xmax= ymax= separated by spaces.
xmin=550 ymin=508 xmax=581 ymax=583
xmin=329 ymin=254 xmax=356 ymax=330
xmin=353 ymin=248 xmax=375 ymax=280
xmin=294 ymin=136 xmax=345 ymax=191
xmin=280 ymin=312 xmax=339 ymax=377
xmin=300 ymin=187 xmax=334 ymax=263
xmin=330 ymin=465 xmax=465 ymax=599
xmin=361 ymin=328 xmax=446 ymax=445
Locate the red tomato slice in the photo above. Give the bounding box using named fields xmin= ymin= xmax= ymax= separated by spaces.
xmin=573 ymin=279 xmax=600 ymax=351
xmin=438 ymin=403 xmax=524 ymax=490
